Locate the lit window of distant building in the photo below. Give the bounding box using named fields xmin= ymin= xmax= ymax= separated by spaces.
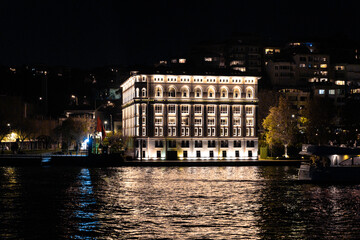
xmin=320 ymin=64 xmax=328 ymax=68
xmin=329 ymin=89 xmax=335 ymax=95
xmin=179 ymin=59 xmax=186 ymax=63
xmin=335 ymin=80 xmax=345 ymax=85
xmin=204 ymin=57 xmax=213 ymax=62
xmin=319 ymin=89 xmax=325 ymax=94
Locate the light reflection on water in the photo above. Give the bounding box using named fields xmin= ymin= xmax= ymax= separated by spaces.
xmin=1 ymin=166 xmax=360 ymax=239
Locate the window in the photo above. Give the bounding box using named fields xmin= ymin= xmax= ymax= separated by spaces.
xmin=208 ymin=140 xmax=216 ymax=148
xmin=208 ymin=88 xmax=215 ymax=98
xmin=329 ymin=89 xmax=335 ymax=95
xmin=220 ymin=88 xmax=228 ymax=98
xmin=196 ymin=151 xmax=201 ymax=158
xmin=195 ymin=140 xmax=202 ymax=148
xmin=168 ymin=117 xmax=176 ymax=126
xmin=222 ymin=151 xmax=227 ymax=158
xmin=209 ymin=151 xmax=214 ymax=158
xmin=181 ymin=141 xmax=190 ymax=148
xmin=181 ymin=117 xmax=189 ymax=126
xmin=234 ymin=118 xmax=241 ymax=126
xmin=168 ymin=105 xmax=176 ymax=114
xmin=234 ymin=140 xmax=241 ymax=147
xmin=168 ymin=140 xmax=176 ymax=148
xmin=233 ymin=106 xmax=241 ymax=114
xmin=207 ymin=105 xmax=215 ymax=114
xmin=155 ymin=86 xmax=163 ymax=97
xmin=195 ymin=87 xmax=202 ymax=98
xmin=195 ymin=118 xmax=202 ymax=126
xmin=208 ymin=117 xmax=215 ymax=126
xmin=168 ymin=87 xmax=176 ymax=97
xmin=181 ymin=105 xmax=189 ymax=114
xmin=183 ymin=151 xmax=188 ymax=158
xmin=194 ymin=105 xmax=202 ymax=114
xmin=157 ymin=151 xmax=161 ymax=158
xmin=245 ymin=106 xmax=253 ymax=115
xmin=155 ymin=117 xmax=163 ymax=126
xmin=155 ymin=140 xmax=163 ymax=148
xmin=246 ymin=88 xmax=253 ymax=99
xmin=221 ymin=140 xmax=228 ymax=147
xmin=142 ymin=88 xmax=147 ymax=97
xmin=233 ymin=88 xmax=240 ymax=98
xmin=220 ymin=118 xmax=228 ymax=126
xmin=246 ymin=118 xmax=254 ymax=126
xmin=155 ymin=105 xmax=163 ymax=114
xmin=319 ymin=89 xmax=325 ymax=95
xmin=246 ymin=141 xmax=255 ymax=147
xmin=181 ymin=87 xmax=189 ymax=98
xmin=235 ymin=151 xmax=240 ymax=157
xmin=220 ymin=106 xmax=228 ymax=114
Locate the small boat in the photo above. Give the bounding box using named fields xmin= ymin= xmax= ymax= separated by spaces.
xmin=298 ymin=144 xmax=360 ymax=182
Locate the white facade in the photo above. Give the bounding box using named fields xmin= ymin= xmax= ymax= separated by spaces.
xmin=121 ymin=72 xmax=260 ymax=160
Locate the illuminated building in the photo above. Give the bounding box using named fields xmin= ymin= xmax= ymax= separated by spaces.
xmin=121 ymin=70 xmax=259 ymax=160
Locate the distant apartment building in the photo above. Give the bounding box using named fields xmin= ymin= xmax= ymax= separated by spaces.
xmin=121 ymin=70 xmax=260 ymax=160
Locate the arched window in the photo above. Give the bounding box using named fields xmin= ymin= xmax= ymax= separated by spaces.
xmin=181 ymin=86 xmax=189 ymax=98
xmin=233 ymin=88 xmax=240 ymax=99
xmin=208 ymin=87 xmax=215 ymax=98
xmin=155 ymin=86 xmax=163 ymax=97
xmin=142 ymin=88 xmax=147 ymax=97
xmin=194 ymin=87 xmax=202 ymax=98
xmin=168 ymin=87 xmax=176 ymax=97
xmin=246 ymin=87 xmax=253 ymax=99
xmin=220 ymin=88 xmax=228 ymax=98
xmin=136 ymin=88 xmax=140 ymax=98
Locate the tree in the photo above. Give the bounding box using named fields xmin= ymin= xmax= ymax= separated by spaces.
xmin=13 ymin=119 xmax=37 ymax=149
xmin=301 ymin=97 xmax=335 ymax=145
xmin=54 ymin=118 xmax=92 ymax=152
xmin=263 ymin=96 xmax=298 ymax=157
xmin=0 ymin=122 xmax=10 ymax=151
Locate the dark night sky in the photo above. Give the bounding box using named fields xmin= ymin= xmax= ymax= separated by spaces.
xmin=1 ymin=0 xmax=360 ymax=68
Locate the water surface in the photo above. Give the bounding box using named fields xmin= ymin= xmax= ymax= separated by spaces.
xmin=1 ymin=166 xmax=360 ymax=239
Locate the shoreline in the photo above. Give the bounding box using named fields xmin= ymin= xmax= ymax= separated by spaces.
xmin=0 ymin=154 xmax=305 ymax=167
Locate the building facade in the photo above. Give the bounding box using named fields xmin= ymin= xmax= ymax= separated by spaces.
xmin=121 ymin=70 xmax=259 ymax=160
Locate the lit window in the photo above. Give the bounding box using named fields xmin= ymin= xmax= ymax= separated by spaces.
xmin=220 ymin=118 xmax=228 ymax=126
xmin=335 ymin=80 xmax=345 ymax=86
xmin=179 ymin=59 xmax=186 ymax=63
xmin=168 ymin=105 xmax=176 ymax=114
xmin=220 ymin=88 xmax=228 ymax=98
xmin=195 ymin=118 xmax=202 ymax=126
xmin=195 ymin=87 xmax=202 ymax=98
xmin=246 ymin=118 xmax=254 ymax=126
xmin=142 ymin=88 xmax=147 ymax=97
xmin=181 ymin=87 xmax=189 ymax=98
xmin=320 ymin=64 xmax=327 ymax=68
xmin=208 ymin=118 xmax=215 ymax=126
xmin=155 ymin=117 xmax=163 ymax=126
xmin=207 ymin=105 xmax=215 ymax=114
xmin=181 ymin=117 xmax=189 ymax=126
xmin=181 ymin=105 xmax=189 ymax=114
xmin=246 ymin=88 xmax=253 ymax=99
xmin=154 ymin=105 xmax=163 ymax=114
xmin=168 ymin=87 xmax=176 ymax=97
xmin=329 ymin=89 xmax=335 ymax=95
xmin=208 ymin=88 xmax=215 ymax=98
xmin=155 ymin=86 xmax=163 ymax=97
xmin=233 ymin=88 xmax=240 ymax=98
xmin=204 ymin=57 xmax=213 ymax=62
xmin=220 ymin=106 xmax=228 ymax=114
xmin=233 ymin=106 xmax=241 ymax=114
xmin=168 ymin=117 xmax=176 ymax=126
xmin=234 ymin=118 xmax=241 ymax=126
xmin=194 ymin=105 xmax=202 ymax=114
xmin=319 ymin=89 xmax=325 ymax=95
xmin=245 ymin=106 xmax=253 ymax=115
